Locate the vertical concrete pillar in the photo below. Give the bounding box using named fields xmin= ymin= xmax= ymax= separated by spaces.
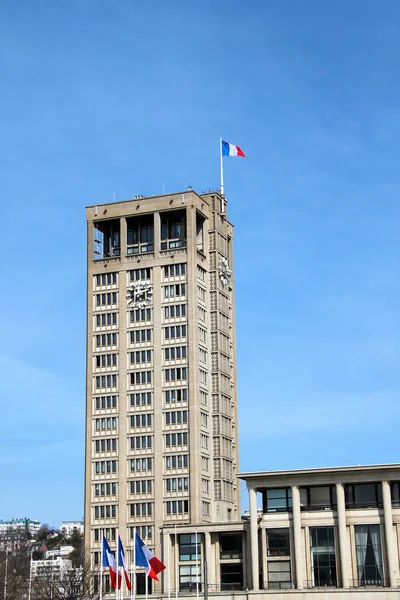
xmin=204 ymin=532 xmax=216 ymax=591
xmin=248 ymin=484 xmax=259 ymax=590
xmin=260 ymin=527 xmax=268 ymax=589
xmin=382 ymin=480 xmax=397 ymax=587
xmin=162 ymin=531 xmax=171 ymax=594
xmin=336 ymin=483 xmax=350 ymax=588
xmin=291 ymin=486 xmax=304 ymax=589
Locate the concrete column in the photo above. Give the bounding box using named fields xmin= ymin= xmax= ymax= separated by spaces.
xmin=382 ymin=480 xmax=397 ymax=587
xmin=260 ymin=527 xmax=268 ymax=589
xmin=248 ymin=485 xmax=259 ymax=590
xmin=162 ymin=531 xmax=171 ymax=594
xmin=291 ymin=486 xmax=304 ymax=589
xmin=336 ymin=483 xmax=350 ymax=588
xmin=204 ymin=532 xmax=216 ymax=591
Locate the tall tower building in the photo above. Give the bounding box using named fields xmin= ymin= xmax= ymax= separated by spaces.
xmin=84 ymin=190 xmax=239 ymax=587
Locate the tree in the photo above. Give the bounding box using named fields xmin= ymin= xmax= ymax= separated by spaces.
xmin=32 ymin=556 xmax=100 ymax=600
xmin=0 ymin=548 xmax=30 ymax=600
xmin=37 ymin=524 xmax=49 ymax=541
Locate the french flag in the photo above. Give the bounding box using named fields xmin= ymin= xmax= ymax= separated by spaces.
xmin=222 ymin=140 xmax=245 ymax=157
xmin=102 ymin=536 xmax=121 ymax=590
xmin=135 ymin=533 xmax=166 ymax=581
xmin=117 ymin=535 xmax=132 ymax=591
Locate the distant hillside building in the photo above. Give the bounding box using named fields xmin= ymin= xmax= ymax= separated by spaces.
xmin=0 ymin=518 xmax=40 ymax=536
xmin=60 ymin=521 xmax=84 ymax=536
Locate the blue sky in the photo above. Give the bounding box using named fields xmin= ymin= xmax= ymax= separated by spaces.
xmin=1 ymin=0 xmax=400 ymax=525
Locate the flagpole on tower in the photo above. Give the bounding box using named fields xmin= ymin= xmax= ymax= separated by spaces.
xmin=219 ymin=136 xmax=224 ymax=197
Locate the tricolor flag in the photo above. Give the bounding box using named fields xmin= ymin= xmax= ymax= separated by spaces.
xmin=102 ymin=536 xmax=121 ymax=589
xmin=221 ymin=140 xmax=245 ymax=157
xmin=135 ymin=533 xmax=166 ymax=581
xmin=117 ymin=535 xmax=132 ymax=591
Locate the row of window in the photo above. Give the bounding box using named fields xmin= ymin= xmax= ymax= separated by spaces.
xmin=94 ymin=482 xmax=117 ymax=497
xmin=95 ymin=417 xmax=117 ymax=431
xmin=130 ymin=414 xmax=152 ymax=428
xmin=130 ymin=371 xmax=152 ymax=385
xmin=166 ymin=454 xmax=188 ymax=470
xmin=264 ymin=525 xmax=385 ymax=589
xmin=130 ymin=350 xmax=152 ymax=364
xmin=130 ymin=479 xmax=153 ymax=494
xmin=94 ymin=438 xmax=117 ymax=453
xmin=95 ymin=333 xmax=117 ymax=347
xmin=130 ymin=457 xmax=153 ymax=472
xmin=165 ymin=346 xmax=187 ymax=360
xmin=94 ymin=505 xmax=117 ymax=519
xmin=164 ymin=284 xmax=186 ymax=298
xmin=165 ymin=432 xmax=188 ymax=447
xmin=165 ymin=389 xmax=187 ymax=403
xmin=164 ymin=325 xmax=187 ymax=339
xmin=130 ymin=503 xmax=153 ymax=517
xmin=130 ymin=268 xmax=151 ymax=282
xmin=164 ymin=264 xmax=186 ymax=278
xmin=95 ymin=395 xmax=117 ymax=410
xmin=164 ymin=304 xmax=186 ymax=318
xmin=165 ymin=411 xmax=188 ymax=425
xmin=130 ymin=436 xmax=153 ymax=450
xmin=165 ymin=367 xmax=187 ymax=382
xmin=95 ymin=292 xmax=117 ymax=307
xmin=94 ymin=388 xmax=187 ymax=408
xmin=130 ymin=392 xmax=152 ymax=407
xmin=130 ymin=309 xmax=152 ymax=323
xmin=263 ymin=482 xmax=400 ymax=513
xmin=95 ymin=335 xmax=190 ymax=356
xmin=95 ymin=353 xmax=117 ymax=368
xmin=165 ymin=500 xmax=189 ymax=515
xmin=95 ymin=312 xmax=117 ymax=327
xmin=130 ymin=329 xmax=152 ymax=343
xmin=166 ymin=477 xmax=189 ymax=492
xmin=95 ymin=273 xmax=117 ymax=287
xmin=131 ymin=525 xmax=152 ymax=540
xmin=95 ymin=375 xmax=117 ymax=389
xmin=95 ymin=460 xmax=117 ymax=474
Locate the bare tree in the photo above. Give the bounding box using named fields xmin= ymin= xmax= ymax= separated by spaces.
xmin=32 ymin=556 xmax=100 ymax=600
xmin=0 ymin=548 xmax=30 ymax=600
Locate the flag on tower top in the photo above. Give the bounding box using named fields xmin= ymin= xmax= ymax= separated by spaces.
xmin=221 ymin=140 xmax=245 ymax=157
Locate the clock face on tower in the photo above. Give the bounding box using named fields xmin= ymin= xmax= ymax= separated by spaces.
xmin=218 ymin=257 xmax=232 ymax=287
xmin=126 ymin=281 xmax=153 ymax=309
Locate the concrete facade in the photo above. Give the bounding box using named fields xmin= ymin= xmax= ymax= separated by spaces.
xmin=240 ymin=464 xmax=400 ymax=597
xmin=84 ymin=191 xmax=240 ymax=589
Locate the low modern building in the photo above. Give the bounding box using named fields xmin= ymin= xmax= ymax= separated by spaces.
xmin=45 ymin=545 xmax=75 ymax=560
xmin=154 ymin=464 xmax=400 ymax=599
xmin=31 ymin=556 xmax=72 ymax=578
xmin=60 ymin=521 xmax=84 ymax=536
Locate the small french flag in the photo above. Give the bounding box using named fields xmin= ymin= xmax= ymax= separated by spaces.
xmin=135 ymin=533 xmax=166 ymax=581
xmin=222 ymin=140 xmax=245 ymax=158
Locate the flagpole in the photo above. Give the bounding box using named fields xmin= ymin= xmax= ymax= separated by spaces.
xmin=4 ymin=547 xmax=8 ymax=600
xmin=219 ymin=136 xmax=224 ymax=198
xmin=28 ymin=548 xmax=33 ymax=600
xmin=116 ymin=530 xmax=119 ymax=600
xmin=167 ymin=531 xmax=171 ymax=600
xmin=131 ymin=528 xmax=136 ymax=600
xmin=99 ymin=532 xmax=103 ymax=600
xmin=145 ymin=567 xmax=148 ymax=600
xmin=195 ymin=529 xmax=199 ymax=600
xmin=175 ymin=524 xmax=178 ymax=600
